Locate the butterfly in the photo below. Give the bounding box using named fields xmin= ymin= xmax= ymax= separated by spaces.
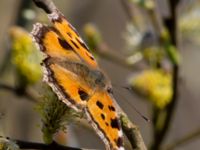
xmin=31 ymin=1 xmax=124 ymax=150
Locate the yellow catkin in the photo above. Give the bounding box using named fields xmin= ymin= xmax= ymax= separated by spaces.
xmin=130 ymin=69 xmax=172 ymax=109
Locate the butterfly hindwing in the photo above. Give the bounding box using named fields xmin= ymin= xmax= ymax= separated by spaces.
xmin=42 ymin=58 xmax=93 ymax=111
xmin=86 ymin=91 xmax=124 ymax=150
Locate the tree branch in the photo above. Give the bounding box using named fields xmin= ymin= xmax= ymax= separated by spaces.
xmin=16 ymin=140 xmax=82 ymax=150
xmin=120 ymin=114 xmax=147 ymax=150
xmin=32 ymin=0 xmax=56 ymax=14
xmin=119 ymin=0 xmax=147 ymax=32
xmin=96 ymin=43 xmax=142 ymax=71
xmin=0 ymin=137 xmax=92 ymax=150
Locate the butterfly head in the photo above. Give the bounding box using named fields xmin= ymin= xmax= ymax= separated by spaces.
xmin=88 ymin=69 xmax=112 ymax=92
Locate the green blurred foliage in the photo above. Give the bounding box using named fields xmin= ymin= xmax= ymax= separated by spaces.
xmin=161 ymin=29 xmax=181 ymax=65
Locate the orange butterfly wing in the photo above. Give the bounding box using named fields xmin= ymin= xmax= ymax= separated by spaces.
xmin=86 ymin=91 xmax=123 ymax=150
xmin=48 ymin=11 xmax=98 ymax=69
xmin=43 ymin=58 xmax=92 ymax=111
xmin=32 ymin=24 xmax=92 ymax=111
xmin=32 ymin=23 xmax=80 ymax=63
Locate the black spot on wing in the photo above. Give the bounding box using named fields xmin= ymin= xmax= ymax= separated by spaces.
xmin=115 ymin=137 xmax=123 ymax=147
xmin=108 ymin=105 xmax=116 ymax=112
xmin=78 ymin=89 xmax=89 ymax=101
xmin=111 ymin=118 xmax=120 ymax=130
xmin=101 ymin=114 xmax=105 ymax=120
xmin=58 ymin=38 xmax=73 ymax=50
xmin=96 ymin=101 xmax=104 ymax=109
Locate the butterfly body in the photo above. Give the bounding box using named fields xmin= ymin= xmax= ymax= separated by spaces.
xmin=31 ymin=5 xmax=124 ymax=150
xmin=56 ymin=59 xmax=110 ymax=91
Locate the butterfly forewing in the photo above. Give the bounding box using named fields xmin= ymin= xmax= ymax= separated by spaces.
xmin=48 ymin=11 xmax=98 ymax=69
xmin=32 ymin=23 xmax=80 ymax=62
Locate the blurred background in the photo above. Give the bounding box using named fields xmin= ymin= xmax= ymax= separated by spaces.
xmin=0 ymin=0 xmax=200 ymax=150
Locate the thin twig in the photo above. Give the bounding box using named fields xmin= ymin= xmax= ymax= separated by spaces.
xmin=32 ymin=0 xmax=56 ymax=13
xmin=0 ymin=48 xmax=12 ymax=75
xmin=146 ymin=1 xmax=163 ymax=37
xmin=120 ymin=0 xmax=134 ymax=21
xmin=0 ymin=83 xmax=37 ymax=102
xmin=119 ymin=0 xmax=141 ymax=31
xmin=96 ymin=43 xmax=141 ymax=71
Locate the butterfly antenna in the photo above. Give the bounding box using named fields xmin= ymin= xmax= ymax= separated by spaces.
xmin=113 ymin=84 xmax=150 ymax=122
xmin=122 ymin=86 xmax=132 ymax=91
